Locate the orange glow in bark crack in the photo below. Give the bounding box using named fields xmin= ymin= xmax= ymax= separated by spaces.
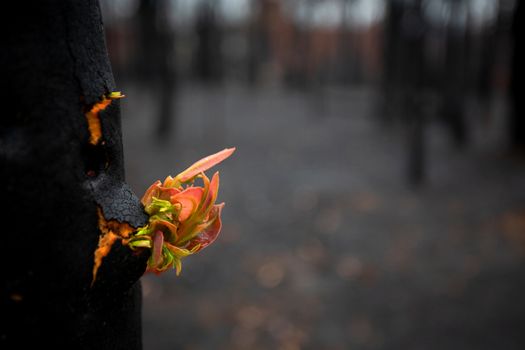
xmin=92 ymin=206 xmax=136 ymax=285
xmin=86 ymin=92 xmax=125 ymax=145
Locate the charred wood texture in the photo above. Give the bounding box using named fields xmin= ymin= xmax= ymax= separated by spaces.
xmin=0 ymin=1 xmax=148 ymax=348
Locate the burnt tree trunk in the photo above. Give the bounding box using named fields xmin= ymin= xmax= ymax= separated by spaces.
xmin=1 ymin=1 xmax=148 ymax=348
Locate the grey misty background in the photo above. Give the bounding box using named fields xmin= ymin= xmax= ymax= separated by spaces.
xmin=101 ymin=1 xmax=525 ymax=349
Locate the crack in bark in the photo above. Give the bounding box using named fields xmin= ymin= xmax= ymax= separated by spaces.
xmin=92 ymin=206 xmax=139 ymax=285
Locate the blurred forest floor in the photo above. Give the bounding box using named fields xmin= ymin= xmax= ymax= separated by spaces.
xmin=120 ymin=82 xmax=525 ymax=350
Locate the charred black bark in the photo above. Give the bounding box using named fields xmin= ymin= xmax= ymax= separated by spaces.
xmin=0 ymin=1 xmax=148 ymax=348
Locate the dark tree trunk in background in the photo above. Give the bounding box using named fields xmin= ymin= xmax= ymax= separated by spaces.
xmin=136 ymin=0 xmax=177 ymax=141
xmin=440 ymin=0 xmax=467 ymax=148
xmin=137 ymin=0 xmax=159 ymax=83
xmin=194 ymin=1 xmax=223 ymax=83
xmin=379 ymin=0 xmax=404 ymax=122
xmin=511 ymin=0 xmax=525 ymax=150
xmin=399 ymin=0 xmax=427 ymax=185
xmin=1 ymin=1 xmax=148 ymax=348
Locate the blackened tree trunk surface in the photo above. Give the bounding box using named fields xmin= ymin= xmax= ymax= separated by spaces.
xmin=1 ymin=1 xmax=148 ymax=348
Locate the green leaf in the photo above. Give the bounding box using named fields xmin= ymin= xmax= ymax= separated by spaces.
xmin=145 ymin=197 xmax=175 ymax=216
xmin=129 ymin=239 xmax=151 ymax=248
xmin=135 ymin=226 xmax=152 ymax=236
